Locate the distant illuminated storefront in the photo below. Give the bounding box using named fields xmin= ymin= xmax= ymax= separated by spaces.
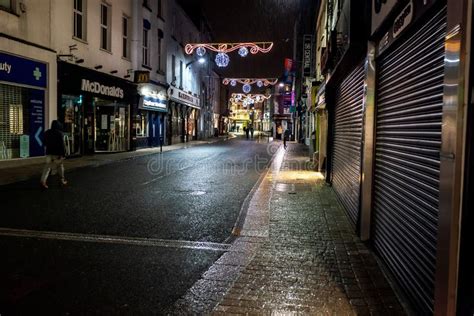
xmin=168 ymin=87 xmax=200 ymax=144
xmin=135 ymin=83 xmax=168 ymax=148
xmin=0 ymin=52 xmax=47 ymax=160
xmin=57 ymin=61 xmax=135 ymax=155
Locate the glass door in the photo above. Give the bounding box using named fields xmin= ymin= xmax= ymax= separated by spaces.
xmin=60 ymin=94 xmax=83 ymax=156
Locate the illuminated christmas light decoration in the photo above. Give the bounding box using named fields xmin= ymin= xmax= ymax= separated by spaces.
xmin=222 ymin=78 xmax=278 ymax=87
xmin=196 ymin=47 xmax=206 ymax=57
xmin=238 ymin=47 xmax=249 ymax=57
xmin=243 ymin=84 xmax=252 ymax=93
xmin=215 ymin=52 xmax=230 ymax=67
xmin=230 ymin=79 xmax=237 ymax=87
xmin=230 ymin=93 xmax=271 ymax=105
xmin=185 ymin=42 xmax=273 ymax=55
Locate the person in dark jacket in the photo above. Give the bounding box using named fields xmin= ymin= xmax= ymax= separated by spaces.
xmin=283 ymin=128 xmax=290 ymax=149
xmin=40 ymin=120 xmax=67 ymax=188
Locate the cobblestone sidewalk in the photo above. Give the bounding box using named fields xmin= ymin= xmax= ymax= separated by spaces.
xmin=169 ymin=143 xmax=406 ymax=315
xmin=211 ymin=144 xmax=406 ymax=315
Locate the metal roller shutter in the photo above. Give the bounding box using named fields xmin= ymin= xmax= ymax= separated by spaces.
xmin=332 ymin=63 xmax=365 ymax=226
xmin=373 ymin=6 xmax=446 ymax=314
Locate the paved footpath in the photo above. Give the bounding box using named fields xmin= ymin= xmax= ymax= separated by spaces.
xmin=171 ymin=143 xmax=407 ymax=315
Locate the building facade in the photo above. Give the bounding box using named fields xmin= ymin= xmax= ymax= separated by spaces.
xmin=165 ymin=1 xmax=203 ymax=144
xmin=313 ymin=0 xmax=474 ymax=314
xmin=52 ymin=0 xmax=135 ymax=155
xmin=0 ymin=0 xmax=57 ymax=162
xmin=131 ymin=0 xmax=169 ymax=149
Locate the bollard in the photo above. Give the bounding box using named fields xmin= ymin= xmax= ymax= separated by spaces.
xmin=160 ymin=136 xmax=163 ymax=153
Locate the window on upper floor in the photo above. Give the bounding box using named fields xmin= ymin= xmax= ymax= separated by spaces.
xmin=179 ymin=60 xmax=183 ymax=89
xmin=100 ymin=3 xmax=111 ymax=51
xmin=171 ymin=54 xmax=176 ymax=84
xmin=157 ymin=0 xmax=162 ymax=18
xmin=0 ymin=0 xmax=15 ymax=13
xmin=143 ymin=28 xmax=150 ymax=66
xmin=157 ymin=29 xmax=164 ymax=72
xmin=73 ymin=0 xmax=86 ymax=40
xmin=143 ymin=0 xmax=151 ymax=11
xmin=122 ymin=16 xmax=130 ymax=59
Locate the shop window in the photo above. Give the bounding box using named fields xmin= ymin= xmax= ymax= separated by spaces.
xmin=60 ymin=95 xmax=83 ymax=156
xmin=9 ymin=104 xmax=23 ymax=135
xmin=73 ymin=0 xmax=86 ymax=40
xmin=0 ymin=84 xmax=29 ymax=160
xmin=100 ymin=3 xmax=111 ymax=51
xmin=94 ymin=98 xmax=129 ymax=152
xmin=134 ymin=113 xmax=148 ymax=137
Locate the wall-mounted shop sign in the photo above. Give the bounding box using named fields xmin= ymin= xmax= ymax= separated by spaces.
xmin=0 ymin=52 xmax=47 ymax=88
xmin=372 ymin=0 xmax=400 ymax=35
xmin=134 ymin=71 xmax=150 ymax=83
xmin=81 ymin=79 xmax=124 ymax=99
xmin=376 ymin=0 xmax=439 ymax=56
xmin=302 ymin=35 xmax=314 ymax=78
xmin=169 ymin=88 xmax=200 ymax=108
xmin=138 ymin=83 xmax=168 ymax=112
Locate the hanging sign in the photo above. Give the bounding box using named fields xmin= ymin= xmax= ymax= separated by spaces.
xmin=302 ymin=35 xmax=313 ymax=77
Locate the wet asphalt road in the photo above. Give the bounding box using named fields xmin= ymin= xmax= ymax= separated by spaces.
xmin=0 ymin=137 xmax=274 ymax=315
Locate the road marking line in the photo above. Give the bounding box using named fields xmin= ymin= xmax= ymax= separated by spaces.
xmin=0 ymin=228 xmax=230 ymax=252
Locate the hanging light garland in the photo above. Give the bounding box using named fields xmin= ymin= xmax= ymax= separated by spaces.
xmin=223 ymin=78 xmax=278 ymax=86
xmin=230 ymin=93 xmax=271 ymax=105
xmin=223 ymin=78 xmax=278 ymax=92
xmin=185 ymin=42 xmax=274 ymax=68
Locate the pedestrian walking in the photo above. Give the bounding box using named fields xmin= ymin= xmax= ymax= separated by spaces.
xmin=250 ymin=126 xmax=254 ymax=139
xmin=283 ymin=129 xmax=290 ymax=149
xmin=40 ymin=120 xmax=68 ymax=189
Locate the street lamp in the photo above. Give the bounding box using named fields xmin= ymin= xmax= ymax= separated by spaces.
xmin=186 ymin=57 xmax=207 ymax=68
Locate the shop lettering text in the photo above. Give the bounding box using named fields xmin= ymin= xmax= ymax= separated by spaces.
xmin=81 ymin=79 xmax=124 ymax=99
xmin=393 ymin=2 xmax=412 ymax=38
xmin=0 ymin=62 xmax=12 ymax=74
xmin=178 ymin=92 xmax=197 ymax=105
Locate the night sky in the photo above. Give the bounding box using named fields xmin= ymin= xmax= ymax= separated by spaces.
xmin=179 ymin=0 xmax=315 ymax=93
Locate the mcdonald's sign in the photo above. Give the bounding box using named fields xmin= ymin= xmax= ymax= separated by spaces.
xmin=134 ymin=71 xmax=150 ymax=83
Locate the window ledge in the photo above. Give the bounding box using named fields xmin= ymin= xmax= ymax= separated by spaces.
xmin=142 ymin=64 xmax=152 ymax=70
xmin=156 ymin=70 xmax=165 ymax=75
xmin=100 ymin=48 xmax=113 ymax=55
xmin=72 ymin=36 xmax=88 ymax=45
xmin=157 ymin=15 xmax=165 ymax=22
xmin=143 ymin=4 xmax=152 ymax=12
xmin=122 ymin=56 xmax=131 ymax=62
xmin=0 ymin=7 xmax=19 ymax=17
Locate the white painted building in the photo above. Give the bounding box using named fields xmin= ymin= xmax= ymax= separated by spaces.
xmin=51 ymin=0 xmax=136 ymax=155
xmin=164 ymin=1 xmax=204 ymax=144
xmin=131 ymin=0 xmax=169 ymax=148
xmin=0 ymin=0 xmax=57 ymax=162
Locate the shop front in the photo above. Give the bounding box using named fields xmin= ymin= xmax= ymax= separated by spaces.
xmin=135 ymin=83 xmax=168 ymax=148
xmin=57 ymin=61 xmax=135 ymax=155
xmin=168 ymin=87 xmax=200 ymax=144
xmin=0 ymin=52 xmax=47 ymax=160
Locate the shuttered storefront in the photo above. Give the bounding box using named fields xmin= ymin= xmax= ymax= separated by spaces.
xmin=331 ymin=63 xmax=365 ymax=226
xmin=373 ymin=6 xmax=446 ymax=314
